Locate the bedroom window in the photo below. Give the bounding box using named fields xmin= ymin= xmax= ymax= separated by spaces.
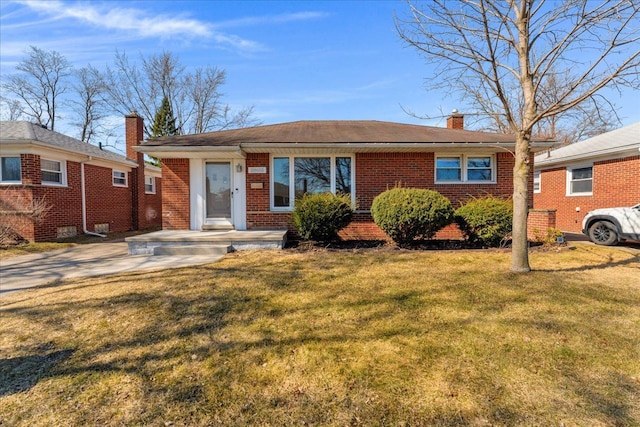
xmin=435 ymin=154 xmax=495 ymax=183
xmin=567 ymin=166 xmax=592 ymax=195
xmin=41 ymin=158 xmax=66 ymax=186
xmin=145 ymin=176 xmax=156 ymax=194
xmin=112 ymin=170 xmax=127 ymax=187
xmin=0 ymin=157 xmax=21 ymax=183
xmin=271 ymin=155 xmax=353 ymax=209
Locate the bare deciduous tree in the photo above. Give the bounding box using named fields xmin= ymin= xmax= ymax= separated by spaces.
xmin=1 ymin=46 xmax=72 ymax=131
xmin=101 ymin=51 xmax=259 ymax=137
xmin=0 ymin=97 xmax=24 ymax=121
xmin=397 ymin=0 xmax=640 ymax=272
xmin=71 ymin=65 xmax=107 ymax=144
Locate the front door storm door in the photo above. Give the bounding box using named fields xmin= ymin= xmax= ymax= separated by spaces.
xmin=205 ymin=162 xmax=232 ymax=224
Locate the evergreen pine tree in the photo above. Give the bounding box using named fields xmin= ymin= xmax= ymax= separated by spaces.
xmin=150 ymin=96 xmax=178 ymax=137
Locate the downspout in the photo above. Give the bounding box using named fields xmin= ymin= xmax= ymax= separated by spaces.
xmin=80 ymin=157 xmax=107 ymax=238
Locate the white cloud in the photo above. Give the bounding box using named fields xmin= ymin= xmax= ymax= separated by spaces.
xmin=17 ymin=0 xmax=212 ymax=38
xmin=213 ymin=11 xmax=330 ymax=29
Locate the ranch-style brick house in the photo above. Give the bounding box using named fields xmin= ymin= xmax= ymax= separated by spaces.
xmin=533 ymin=121 xmax=640 ymax=233
xmin=0 ymin=115 xmax=161 ymax=242
xmin=134 ymin=113 xmax=554 ymax=240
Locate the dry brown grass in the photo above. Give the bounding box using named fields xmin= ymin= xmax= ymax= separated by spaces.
xmin=1 ymin=244 xmax=639 ymax=426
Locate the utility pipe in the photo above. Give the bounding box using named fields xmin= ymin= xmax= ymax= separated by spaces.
xmin=80 ymin=157 xmax=107 ymax=238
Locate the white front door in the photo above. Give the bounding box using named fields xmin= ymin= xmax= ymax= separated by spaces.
xmin=204 ymin=161 xmax=233 ymax=229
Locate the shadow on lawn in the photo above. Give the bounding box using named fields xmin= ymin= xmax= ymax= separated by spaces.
xmin=2 ymin=256 xmax=639 ymax=424
xmin=0 ymin=348 xmax=75 ymax=397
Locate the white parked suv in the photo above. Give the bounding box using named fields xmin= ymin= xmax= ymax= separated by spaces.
xmin=582 ymin=203 xmax=640 ymax=245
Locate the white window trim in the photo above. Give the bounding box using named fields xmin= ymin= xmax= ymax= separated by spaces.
xmin=533 ymin=171 xmax=541 ymax=194
xmin=112 ymin=170 xmax=128 ymax=187
xmin=0 ymin=156 xmax=22 ymax=184
xmin=270 ymin=154 xmax=355 ymax=211
xmin=435 ymin=153 xmax=496 ymax=184
xmin=40 ymin=158 xmax=67 ymax=187
xmin=566 ymin=165 xmax=593 ymax=196
xmin=144 ymin=176 xmax=156 ymax=194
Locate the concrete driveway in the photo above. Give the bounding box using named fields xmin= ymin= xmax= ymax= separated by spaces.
xmin=0 ymin=242 xmax=224 ymax=295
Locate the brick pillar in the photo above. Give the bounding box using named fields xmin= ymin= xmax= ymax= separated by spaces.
xmin=446 ymin=113 xmax=464 ymax=130
xmin=126 ymin=113 xmax=145 ymax=230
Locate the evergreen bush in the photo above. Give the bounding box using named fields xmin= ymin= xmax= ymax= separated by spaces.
xmin=454 ymin=196 xmax=513 ymax=247
xmin=370 ymin=188 xmax=454 ymax=246
xmin=293 ymin=192 xmax=353 ymax=242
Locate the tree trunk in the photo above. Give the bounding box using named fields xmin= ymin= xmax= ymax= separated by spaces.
xmin=511 ymin=134 xmax=531 ymax=272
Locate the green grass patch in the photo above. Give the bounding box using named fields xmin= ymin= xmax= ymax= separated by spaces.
xmin=1 ymin=245 xmax=639 ymax=426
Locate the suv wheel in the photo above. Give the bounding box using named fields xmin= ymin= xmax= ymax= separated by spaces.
xmin=588 ymin=221 xmax=619 ymax=246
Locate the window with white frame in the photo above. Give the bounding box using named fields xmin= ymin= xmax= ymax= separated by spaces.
xmin=145 ymin=176 xmax=156 ymax=194
xmin=435 ymin=154 xmax=495 ymax=183
xmin=567 ymin=166 xmax=592 ymax=195
xmin=112 ymin=170 xmax=127 ymax=187
xmin=533 ymin=171 xmax=541 ymax=193
xmin=271 ymin=155 xmax=352 ymax=209
xmin=41 ymin=158 xmax=66 ymax=185
xmin=0 ymin=157 xmax=21 ymax=183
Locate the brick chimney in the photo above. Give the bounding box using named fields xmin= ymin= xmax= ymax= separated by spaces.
xmin=446 ymin=110 xmax=464 ymax=130
xmin=125 ymin=112 xmax=145 ymax=230
xmin=125 ymin=112 xmax=144 ymax=161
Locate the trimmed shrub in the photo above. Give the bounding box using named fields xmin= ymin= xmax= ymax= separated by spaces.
xmin=371 ymin=188 xmax=454 ymax=246
xmin=454 ymin=196 xmax=513 ymax=247
xmin=293 ymin=192 xmax=353 ymax=242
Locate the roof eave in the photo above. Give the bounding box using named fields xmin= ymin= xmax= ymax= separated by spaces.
xmin=0 ymin=140 xmax=137 ymax=168
xmin=535 ymin=146 xmax=639 ymax=169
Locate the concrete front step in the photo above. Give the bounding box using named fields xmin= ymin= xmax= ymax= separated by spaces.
xmin=153 ymin=244 xmax=231 ymax=256
xmin=126 ymin=230 xmax=288 ymax=255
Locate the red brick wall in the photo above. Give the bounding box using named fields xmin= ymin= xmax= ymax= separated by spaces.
xmin=139 ymin=176 xmax=162 ymax=229
xmin=0 ymin=154 xmax=160 ymax=242
xmin=161 ymin=159 xmax=190 ymax=229
xmin=0 ymin=186 xmax=36 ymax=241
xmin=83 ymin=164 xmax=132 ymax=234
xmin=534 ymin=156 xmax=640 ymax=232
xmin=237 ymin=151 xmax=529 ymax=239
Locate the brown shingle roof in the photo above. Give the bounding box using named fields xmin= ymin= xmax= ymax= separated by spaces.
xmin=141 ymin=120 xmax=535 ymax=147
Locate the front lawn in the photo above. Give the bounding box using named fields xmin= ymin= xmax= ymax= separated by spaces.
xmin=1 ymin=245 xmax=639 ymax=426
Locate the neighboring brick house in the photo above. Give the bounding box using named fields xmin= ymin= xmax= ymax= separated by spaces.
xmin=136 ymin=114 xmax=553 ymax=239
xmin=0 ymin=114 xmax=161 ymax=242
xmin=534 ymin=122 xmax=640 ymax=233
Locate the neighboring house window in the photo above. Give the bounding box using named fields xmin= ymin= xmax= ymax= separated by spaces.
xmin=0 ymin=157 xmax=21 ymax=183
xmin=113 ymin=170 xmax=127 ymax=187
xmin=41 ymin=158 xmax=66 ymax=186
xmin=435 ymin=154 xmax=495 ymax=183
xmin=533 ymin=171 xmax=541 ymax=193
xmin=271 ymin=155 xmax=353 ymax=209
xmin=567 ymin=166 xmax=593 ymax=195
xmin=145 ymin=176 xmax=156 ymax=194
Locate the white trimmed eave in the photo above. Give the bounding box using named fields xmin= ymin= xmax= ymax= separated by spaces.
xmin=136 ymin=141 xmax=555 ymax=157
xmin=135 ymin=145 xmax=245 ymax=159
xmin=0 ymin=140 xmax=137 ymax=169
xmin=535 ymin=146 xmax=639 ymax=170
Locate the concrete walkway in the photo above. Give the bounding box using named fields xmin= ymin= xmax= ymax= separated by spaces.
xmin=0 ymin=242 xmax=224 ymax=295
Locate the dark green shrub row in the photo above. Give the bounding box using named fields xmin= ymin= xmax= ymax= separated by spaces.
xmin=454 ymin=196 xmax=513 ymax=247
xmin=293 ymin=192 xmax=354 ymax=242
xmin=371 ymin=188 xmax=454 ymax=246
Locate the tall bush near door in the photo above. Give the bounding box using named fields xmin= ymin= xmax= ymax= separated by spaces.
xmin=371 ymin=188 xmax=454 ymax=247
xmin=293 ymin=193 xmax=353 ymax=242
xmin=455 ymin=196 xmax=513 ymax=247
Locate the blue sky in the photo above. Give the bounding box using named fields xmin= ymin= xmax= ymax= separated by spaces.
xmin=1 ymin=0 xmax=639 ymax=138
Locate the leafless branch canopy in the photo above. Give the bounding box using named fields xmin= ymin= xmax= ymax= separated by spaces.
xmin=397 ymin=0 xmax=640 ymax=137
xmin=101 ymin=51 xmax=260 ymax=138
